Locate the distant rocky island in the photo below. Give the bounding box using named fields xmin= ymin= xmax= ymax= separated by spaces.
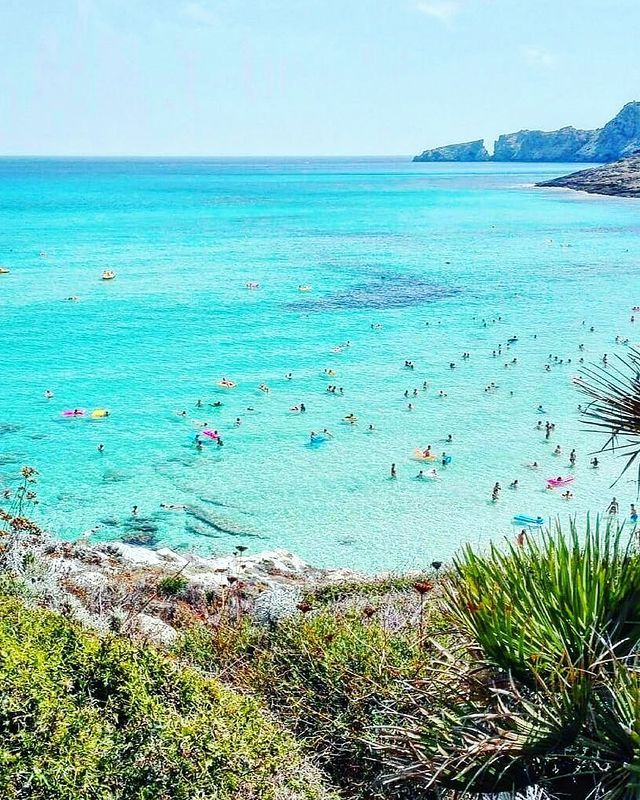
xmin=414 ymin=101 xmax=640 ymax=162
xmin=536 ymin=152 xmax=640 ymax=197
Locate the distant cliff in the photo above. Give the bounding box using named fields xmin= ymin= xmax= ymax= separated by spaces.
xmin=413 ymin=102 xmax=640 ymax=163
xmin=413 ymin=139 xmax=489 ymax=162
xmin=536 ymin=153 xmax=640 ymax=197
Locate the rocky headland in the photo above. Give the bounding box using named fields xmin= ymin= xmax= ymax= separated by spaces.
xmin=536 ymin=152 xmax=640 ymax=197
xmin=414 ymin=101 xmax=640 ymax=162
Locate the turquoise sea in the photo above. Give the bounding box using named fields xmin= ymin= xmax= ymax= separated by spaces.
xmin=1 ymin=157 xmax=638 ymax=572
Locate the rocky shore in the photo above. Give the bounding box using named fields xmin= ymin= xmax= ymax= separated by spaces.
xmin=2 ymin=526 xmax=362 ymax=647
xmin=536 ymin=152 xmax=640 ymax=197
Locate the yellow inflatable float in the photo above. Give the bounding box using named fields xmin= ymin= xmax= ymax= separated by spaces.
xmin=91 ymin=409 xmax=110 ymax=418
xmin=412 ymin=449 xmax=436 ymax=461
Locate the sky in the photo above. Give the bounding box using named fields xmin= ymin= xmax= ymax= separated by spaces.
xmin=0 ymin=0 xmax=639 ymax=156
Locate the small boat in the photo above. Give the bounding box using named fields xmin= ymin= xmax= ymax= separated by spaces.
xmin=101 ymin=270 xmax=116 ymax=281
xmin=0 ymin=267 xmax=10 ymax=274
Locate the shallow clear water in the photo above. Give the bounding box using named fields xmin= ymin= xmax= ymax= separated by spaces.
xmin=1 ymin=157 xmax=639 ymax=572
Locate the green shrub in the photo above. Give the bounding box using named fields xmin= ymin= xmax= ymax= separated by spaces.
xmin=0 ymin=594 xmax=333 ymax=800
xmin=158 ymin=574 xmax=188 ymax=597
xmin=379 ymin=519 xmax=640 ymax=800
xmin=177 ymin=605 xmax=443 ymax=799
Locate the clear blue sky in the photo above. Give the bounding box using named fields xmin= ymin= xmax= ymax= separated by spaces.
xmin=1 ymin=0 xmax=638 ymax=156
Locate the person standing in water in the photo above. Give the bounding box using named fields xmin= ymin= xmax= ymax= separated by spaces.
xmin=607 ymin=497 xmax=619 ymax=515
xmin=390 ymin=463 xmax=397 ymax=479
xmin=630 ymin=504 xmax=638 ymax=524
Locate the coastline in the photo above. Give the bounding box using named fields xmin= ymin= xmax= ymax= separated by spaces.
xmin=2 ymin=524 xmax=366 ymax=646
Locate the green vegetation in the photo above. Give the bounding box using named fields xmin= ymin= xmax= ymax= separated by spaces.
xmin=0 ymin=591 xmax=332 ymax=800
xmin=158 ymin=573 xmax=189 ymax=596
xmin=176 ymin=583 xmax=445 ymax=799
xmin=380 ymin=519 xmax=640 ymax=800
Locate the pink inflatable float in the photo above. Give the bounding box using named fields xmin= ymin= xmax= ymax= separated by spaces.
xmin=546 ymin=475 xmax=575 ymax=488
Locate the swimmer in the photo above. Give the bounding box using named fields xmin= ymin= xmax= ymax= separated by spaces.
xmin=416 ymin=470 xmax=425 ymax=480
xmin=390 ymin=463 xmax=397 ymax=479
xmin=259 ymin=384 xmax=270 ymax=393
xmin=446 ymin=434 xmax=453 ymax=443
xmin=235 ymin=417 xmax=241 ymax=425
xmin=591 ymin=457 xmax=599 ymax=468
xmin=97 ymin=444 xmax=104 ymax=453
xmin=160 ymin=503 xmax=186 ymax=510
xmin=367 ymin=424 xmax=375 ymax=432
xmin=322 ymin=428 xmax=333 ymax=437
xmin=196 ymin=399 xmax=203 ymax=408
xmin=210 ymin=401 xmax=223 ymax=408
xmin=300 ymin=402 xmax=306 ymax=412
xmin=631 ymin=504 xmax=638 ymax=524
xmin=554 ymin=445 xmax=562 ymax=456
xmin=537 ymin=405 xmax=545 ymax=414
xmin=423 ymin=446 xmax=432 ymax=457
xmin=44 ymin=389 xmax=54 ymax=400
xmin=509 ymin=479 xmax=519 ymax=489
xmin=285 ymin=372 xmax=293 ymax=380
xmin=217 ymin=438 xmax=224 ymax=447
xmin=407 ymin=403 xmax=413 ymax=411
xmin=131 ymin=505 xmax=138 ymax=516
xmin=177 ymin=410 xmax=187 ymax=417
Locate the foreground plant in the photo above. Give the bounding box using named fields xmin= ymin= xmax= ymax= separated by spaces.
xmin=379 ymin=520 xmax=640 ymax=799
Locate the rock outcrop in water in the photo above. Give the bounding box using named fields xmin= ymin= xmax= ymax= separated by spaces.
xmin=413 ymin=101 xmax=640 ymax=163
xmin=536 ymin=152 xmax=640 ymax=197
xmin=412 ymin=139 xmax=490 ymax=162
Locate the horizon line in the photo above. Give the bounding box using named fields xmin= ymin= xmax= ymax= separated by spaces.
xmin=0 ymin=153 xmax=415 ymax=160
